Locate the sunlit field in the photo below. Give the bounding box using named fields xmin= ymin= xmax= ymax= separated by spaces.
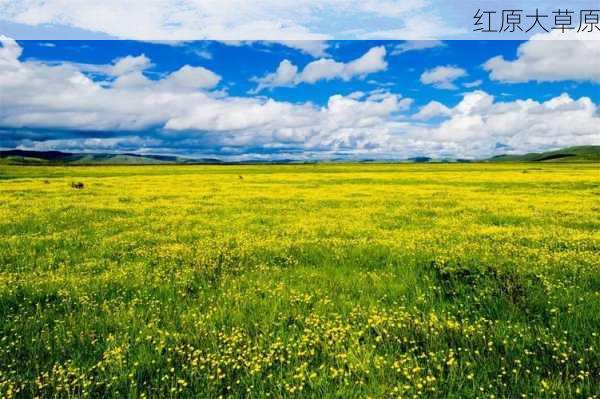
xmin=0 ymin=163 xmax=598 ymax=398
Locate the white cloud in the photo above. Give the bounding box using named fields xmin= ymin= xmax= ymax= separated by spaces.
xmin=160 ymin=65 xmax=221 ymax=90
xmin=43 ymin=54 xmax=154 ymax=78
xmin=0 ymin=35 xmax=22 ymax=64
xmin=298 ymin=58 xmax=345 ymax=84
xmin=0 ymin=0 xmax=448 ymax=42
xmin=61 ymin=53 xmax=219 ymax=90
xmin=484 ymin=31 xmax=600 ymax=83
xmin=253 ymin=46 xmax=387 ymax=92
xmin=110 ymin=55 xmax=153 ymax=76
xmin=413 ymin=101 xmax=451 ymax=120
xmin=347 ymin=91 xmax=366 ymax=100
xmin=358 ymin=14 xmax=465 ymax=39
xmin=344 ymin=46 xmax=388 ymax=77
xmin=0 ymin=0 xmax=324 ymax=41
xmin=462 ymin=79 xmax=482 ymax=88
xmin=18 ymin=136 xmax=162 ymax=153
xmin=253 ymin=59 xmax=298 ymax=90
xmin=420 ymin=65 xmax=467 ymax=90
xmin=224 ymin=41 xmax=330 ymax=58
xmin=406 ymin=91 xmax=600 ymax=157
xmin=390 ymin=40 xmax=444 ymax=55
xmin=193 ymin=50 xmax=213 ymax=60
xmin=0 ymin=36 xmax=406 ymax=155
xmin=359 ymin=0 xmax=429 ymax=17
xmin=273 ymin=41 xmax=329 ymax=57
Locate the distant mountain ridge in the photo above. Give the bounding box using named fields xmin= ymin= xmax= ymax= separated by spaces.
xmin=0 ymin=145 xmax=598 ymax=165
xmin=0 ymin=150 xmax=222 ymax=165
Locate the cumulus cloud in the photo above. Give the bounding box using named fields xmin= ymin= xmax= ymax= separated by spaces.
xmin=390 ymin=40 xmax=444 ymax=55
xmin=46 ymin=54 xmax=155 ymax=79
xmin=0 ymin=36 xmax=221 ymax=131
xmin=0 ymin=34 xmax=22 ymax=63
xmin=110 ymin=55 xmax=153 ymax=76
xmin=484 ymin=32 xmax=600 ymax=83
xmin=252 ymin=59 xmax=298 ymax=90
xmin=0 ymin=36 xmax=408 ymax=157
xmin=420 ymin=65 xmax=467 ymax=90
xmin=406 ymin=91 xmax=600 ymax=157
xmin=413 ymin=101 xmax=451 ymax=120
xmin=160 ymin=65 xmax=221 ymax=90
xmin=253 ymin=46 xmax=387 ymax=92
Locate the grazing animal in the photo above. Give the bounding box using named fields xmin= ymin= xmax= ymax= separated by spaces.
xmin=71 ymin=182 xmax=85 ymax=189
xmin=239 ymin=175 xmax=244 ymax=180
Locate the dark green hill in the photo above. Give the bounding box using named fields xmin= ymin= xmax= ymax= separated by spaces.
xmin=487 ymin=146 xmax=600 ymax=163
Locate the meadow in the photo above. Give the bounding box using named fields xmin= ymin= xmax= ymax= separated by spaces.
xmin=0 ymin=163 xmax=598 ymax=398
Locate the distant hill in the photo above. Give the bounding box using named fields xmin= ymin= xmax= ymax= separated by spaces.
xmin=0 ymin=150 xmax=223 ymax=165
xmin=1 ymin=146 xmax=598 ymax=165
xmin=487 ymin=146 xmax=600 ymax=163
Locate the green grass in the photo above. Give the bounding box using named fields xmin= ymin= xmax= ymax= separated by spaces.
xmin=0 ymin=163 xmax=599 ymax=398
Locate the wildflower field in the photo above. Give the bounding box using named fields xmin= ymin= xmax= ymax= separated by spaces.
xmin=0 ymin=163 xmax=598 ymax=398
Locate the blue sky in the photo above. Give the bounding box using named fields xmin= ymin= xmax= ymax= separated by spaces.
xmin=1 ymin=38 xmax=599 ymax=159
xmin=17 ymin=40 xmax=600 ymax=106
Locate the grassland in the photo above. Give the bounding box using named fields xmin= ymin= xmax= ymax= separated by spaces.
xmin=0 ymin=163 xmax=598 ymax=398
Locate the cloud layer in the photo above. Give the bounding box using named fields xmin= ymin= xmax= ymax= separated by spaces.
xmin=412 ymin=91 xmax=600 ymax=157
xmin=1 ymin=37 xmax=599 ymax=159
xmin=0 ymin=0 xmax=461 ymax=43
xmin=0 ymin=37 xmax=408 ymax=158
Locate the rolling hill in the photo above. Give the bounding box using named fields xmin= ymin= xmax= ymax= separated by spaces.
xmin=0 ymin=150 xmax=221 ymax=165
xmin=1 ymin=146 xmax=599 ymax=165
xmin=487 ymin=146 xmax=600 ymax=163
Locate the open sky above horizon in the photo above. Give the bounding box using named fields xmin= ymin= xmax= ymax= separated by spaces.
xmin=1 ymin=37 xmax=599 ymax=160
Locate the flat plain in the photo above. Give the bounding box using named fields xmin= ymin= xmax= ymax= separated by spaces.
xmin=0 ymin=163 xmax=599 ymax=398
